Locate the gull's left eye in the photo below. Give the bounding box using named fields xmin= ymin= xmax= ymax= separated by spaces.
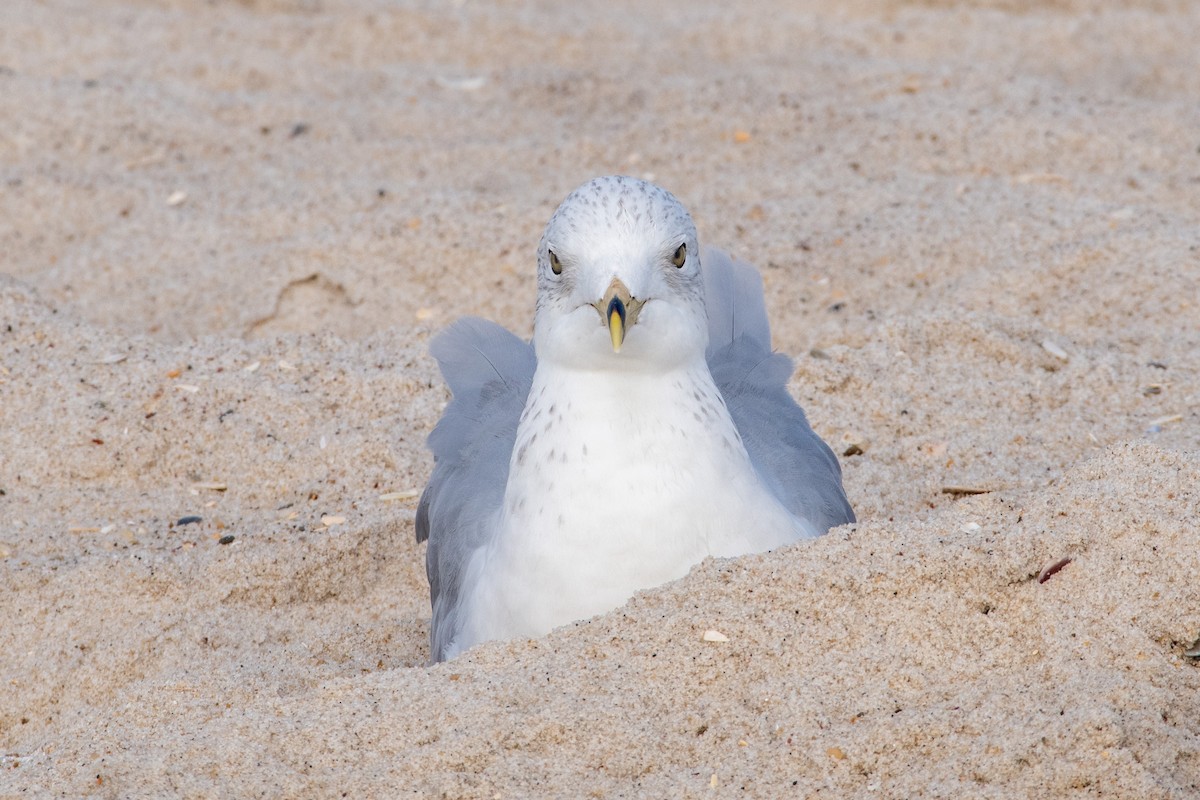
xmin=671 ymin=243 xmax=687 ymax=268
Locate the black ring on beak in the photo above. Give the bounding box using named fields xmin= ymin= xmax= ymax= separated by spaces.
xmin=607 ymin=295 xmax=627 ymax=329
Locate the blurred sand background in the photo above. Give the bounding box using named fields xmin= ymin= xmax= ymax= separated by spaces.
xmin=1 ymin=0 xmax=1198 ymax=796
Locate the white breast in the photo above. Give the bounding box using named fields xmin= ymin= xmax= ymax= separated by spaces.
xmin=448 ymin=359 xmax=812 ymax=658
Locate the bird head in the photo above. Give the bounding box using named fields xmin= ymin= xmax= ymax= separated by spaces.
xmin=533 ymin=176 xmax=708 ymax=372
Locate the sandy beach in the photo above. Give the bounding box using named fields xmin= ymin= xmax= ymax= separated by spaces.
xmin=2 ymin=0 xmax=1198 ymax=796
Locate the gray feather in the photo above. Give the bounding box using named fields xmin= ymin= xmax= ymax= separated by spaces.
xmin=702 ymin=247 xmax=856 ymax=532
xmin=416 ymin=318 xmax=535 ymax=660
xmin=701 ymin=245 xmax=772 ymax=354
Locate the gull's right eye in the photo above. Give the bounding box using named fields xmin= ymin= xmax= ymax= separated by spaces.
xmin=549 ymin=250 xmax=563 ymax=275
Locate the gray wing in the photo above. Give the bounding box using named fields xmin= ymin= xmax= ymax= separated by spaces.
xmin=416 ymin=317 xmax=535 ymax=661
xmin=702 ymin=246 xmax=855 ymax=533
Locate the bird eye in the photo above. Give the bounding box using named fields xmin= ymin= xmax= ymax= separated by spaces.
xmin=671 ymin=243 xmax=687 ymax=268
xmin=549 ymin=250 xmax=563 ymax=275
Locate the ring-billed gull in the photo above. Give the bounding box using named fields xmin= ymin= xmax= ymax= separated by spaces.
xmin=417 ymin=176 xmax=854 ymax=661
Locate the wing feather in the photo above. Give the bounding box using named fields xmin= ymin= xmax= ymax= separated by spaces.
xmin=416 ymin=317 xmax=535 ymax=660
xmin=702 ymin=247 xmax=855 ymax=533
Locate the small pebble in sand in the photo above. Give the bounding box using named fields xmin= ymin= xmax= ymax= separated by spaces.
xmin=702 ymin=630 xmax=729 ymax=643
xmin=218 ymin=535 xmax=235 ymax=545
xmin=1041 ymin=339 xmax=1069 ymax=361
xmin=321 ymin=515 xmax=346 ymax=527
xmin=176 ymin=516 xmax=202 ymax=526
xmin=840 ymin=431 xmax=868 ymax=456
xmin=166 ymin=190 xmax=187 ymax=207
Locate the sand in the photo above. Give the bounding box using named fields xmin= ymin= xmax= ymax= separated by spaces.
xmin=2 ymin=0 xmax=1198 ymax=796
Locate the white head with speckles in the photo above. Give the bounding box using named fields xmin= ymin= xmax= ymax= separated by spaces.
xmin=533 ymin=176 xmax=708 ymax=372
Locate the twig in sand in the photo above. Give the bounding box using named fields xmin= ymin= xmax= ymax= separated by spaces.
xmin=941 ymin=485 xmax=993 ymax=496
xmin=1037 ymin=557 xmax=1072 ymax=584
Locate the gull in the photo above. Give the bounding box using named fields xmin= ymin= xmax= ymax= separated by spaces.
xmin=416 ymin=176 xmax=854 ymax=661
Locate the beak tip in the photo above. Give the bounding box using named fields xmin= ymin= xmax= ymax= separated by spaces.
xmin=609 ymin=315 xmax=624 ymax=352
